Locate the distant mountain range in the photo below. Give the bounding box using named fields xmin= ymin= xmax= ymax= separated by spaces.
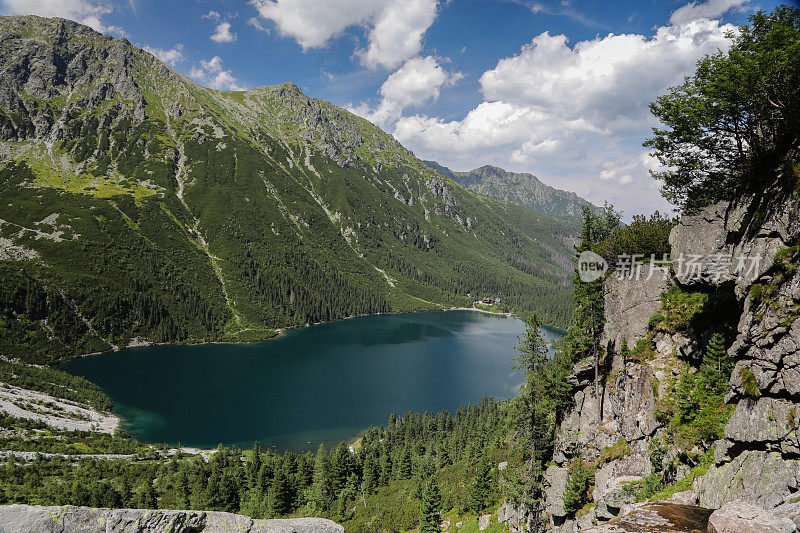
xmin=0 ymin=16 xmax=581 ymax=363
xmin=423 ymin=161 xmax=597 ymax=218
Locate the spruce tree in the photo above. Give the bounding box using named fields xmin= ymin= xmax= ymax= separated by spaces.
xmin=398 ymin=447 xmax=412 ymax=479
xmin=675 ymin=371 xmax=697 ymax=423
xmin=702 ymin=333 xmax=731 ymax=394
xmin=562 ymin=459 xmax=590 ymax=516
xmin=308 ymin=444 xmax=330 ymax=513
xmin=469 ymin=453 xmax=493 ymax=514
xmin=248 ymin=442 xmax=262 ymax=488
xmin=362 ymin=455 xmax=377 ymax=494
xmin=513 ymin=313 xmax=549 ymax=529
xmin=420 ymin=478 xmax=442 ymax=533
xmin=270 ymin=470 xmax=293 ymax=516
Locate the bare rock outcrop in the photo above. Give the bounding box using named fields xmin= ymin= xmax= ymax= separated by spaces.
xmin=706 ymin=500 xmax=797 ymax=533
xmin=671 ymin=192 xmax=800 ymax=512
xmin=543 ymin=188 xmax=800 ymax=531
xmin=0 ymin=504 xmax=344 ymax=533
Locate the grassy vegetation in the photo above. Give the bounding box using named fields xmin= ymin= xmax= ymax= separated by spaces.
xmin=598 ymin=439 xmax=632 ymax=464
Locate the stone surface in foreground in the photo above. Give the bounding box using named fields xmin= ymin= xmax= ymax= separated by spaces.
xmin=706 ymin=501 xmax=797 ymax=533
xmin=583 ymin=502 xmax=713 ymax=532
xmin=0 ymin=504 xmax=344 ymax=533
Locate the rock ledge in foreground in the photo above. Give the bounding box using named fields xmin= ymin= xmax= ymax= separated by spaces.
xmin=707 ymin=500 xmax=797 ymax=533
xmin=0 ymin=504 xmax=344 ymax=533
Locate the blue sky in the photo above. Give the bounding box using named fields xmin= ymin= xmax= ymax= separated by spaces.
xmin=1 ymin=0 xmax=792 ymax=215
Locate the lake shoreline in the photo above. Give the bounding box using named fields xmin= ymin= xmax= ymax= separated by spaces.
xmin=62 ymin=305 xmax=547 ymax=361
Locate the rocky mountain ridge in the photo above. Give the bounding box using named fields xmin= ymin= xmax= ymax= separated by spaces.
xmin=423 ymin=161 xmax=597 ymax=218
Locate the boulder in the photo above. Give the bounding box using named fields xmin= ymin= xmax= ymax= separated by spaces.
xmin=725 ymin=397 xmax=800 ymax=448
xmin=497 ymin=501 xmax=524 ymax=533
xmin=707 ymin=501 xmax=797 ymax=533
xmin=478 ymin=513 xmax=491 ymax=530
xmin=774 ymin=501 xmax=800 ymax=530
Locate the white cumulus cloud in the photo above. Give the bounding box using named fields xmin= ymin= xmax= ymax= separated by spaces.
xmin=670 ymin=0 xmax=748 ymax=25
xmin=250 ymin=0 xmax=391 ymax=49
xmin=211 ymin=22 xmax=237 ymax=43
xmin=143 ymin=44 xmax=184 ymax=66
xmin=351 ymin=55 xmax=461 ymax=126
xmin=190 ymin=56 xmax=245 ymax=91
xmin=250 ymin=0 xmax=439 ymax=69
xmin=378 ymin=1 xmax=743 ymax=215
xmin=358 ymin=0 xmax=438 ymax=69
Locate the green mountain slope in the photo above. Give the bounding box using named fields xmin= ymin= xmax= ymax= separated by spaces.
xmin=0 ymin=16 xmax=577 ymax=363
xmin=424 ymin=161 xmax=597 ymax=218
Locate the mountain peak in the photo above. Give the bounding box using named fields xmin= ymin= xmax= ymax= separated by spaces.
xmin=423 ymin=161 xmax=596 ymax=218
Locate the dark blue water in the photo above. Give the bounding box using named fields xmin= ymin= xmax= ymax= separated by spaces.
xmin=59 ymin=311 xmax=562 ymax=451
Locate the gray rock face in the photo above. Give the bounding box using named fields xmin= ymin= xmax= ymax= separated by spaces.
xmin=546 ymin=271 xmax=674 ymax=527
xmin=545 ymin=464 xmax=570 ymax=518
xmin=0 ymin=504 xmax=344 ymax=533
xmin=668 ymin=192 xmax=800 ymax=514
xmin=694 ymin=451 xmax=800 ymax=510
xmin=668 ymin=195 xmax=800 ymax=297
xmin=0 ymin=16 xmax=160 ymax=141
xmin=496 ymin=501 xmax=525 ymax=533
xmin=725 ymin=398 xmax=800 ymax=452
xmin=707 ymin=500 xmax=797 ymax=533
xmin=601 ymin=273 xmax=671 ymax=368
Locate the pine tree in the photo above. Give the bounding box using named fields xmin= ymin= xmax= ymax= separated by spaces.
xmin=398 ymin=447 xmax=412 ymax=479
xmin=701 ymin=333 xmax=731 ymax=394
xmin=270 ymin=470 xmax=293 ymax=516
xmin=513 ymin=313 xmax=549 ymax=529
xmin=308 ymin=444 xmax=330 ymax=513
xmin=469 ymin=453 xmax=493 ymax=514
xmin=574 ymin=204 xmax=618 ymax=396
xmin=137 ymin=481 xmax=158 ymax=509
xmin=420 ymin=478 xmax=442 ymax=533
xmin=562 ymin=459 xmax=590 ymax=516
xmin=675 ymin=371 xmax=697 ymax=423
xmin=248 ymin=442 xmax=262 ymax=488
xmin=362 ymin=455 xmax=378 ymax=495
xmin=329 ymin=443 xmax=350 ymax=493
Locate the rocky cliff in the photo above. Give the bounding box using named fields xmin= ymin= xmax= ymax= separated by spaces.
xmin=534 ymin=187 xmax=800 ymax=532
xmin=0 ymin=504 xmax=344 ymax=533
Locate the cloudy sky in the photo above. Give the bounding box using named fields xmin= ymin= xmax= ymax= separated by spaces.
xmin=0 ymin=0 xmax=790 ymax=215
